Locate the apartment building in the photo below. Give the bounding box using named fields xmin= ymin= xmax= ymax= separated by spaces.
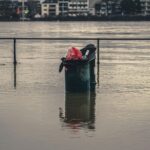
xmin=59 ymin=0 xmax=69 ymax=16
xmin=41 ymin=0 xmax=59 ymax=17
xmin=68 ymin=0 xmax=89 ymax=16
xmin=41 ymin=0 xmax=90 ymax=16
xmin=141 ymin=0 xmax=150 ymax=15
xmin=95 ymin=0 xmax=117 ymax=16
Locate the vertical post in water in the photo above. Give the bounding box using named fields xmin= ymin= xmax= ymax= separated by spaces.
xmin=97 ymin=39 xmax=100 ymax=86
xmin=13 ymin=38 xmax=17 ymax=64
xmin=14 ymin=63 xmax=17 ymax=89
xmin=97 ymin=39 xmax=100 ymax=65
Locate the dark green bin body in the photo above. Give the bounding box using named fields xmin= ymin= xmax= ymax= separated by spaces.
xmin=89 ymin=59 xmax=96 ymax=92
xmin=65 ymin=60 xmax=90 ymax=92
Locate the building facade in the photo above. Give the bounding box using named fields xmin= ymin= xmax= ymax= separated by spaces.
xmin=68 ymin=0 xmax=89 ymax=16
xmin=41 ymin=0 xmax=150 ymax=17
xmin=59 ymin=0 xmax=69 ymax=16
xmin=141 ymin=0 xmax=150 ymax=15
xmin=41 ymin=0 xmax=59 ymax=16
xmin=94 ymin=0 xmax=117 ymax=16
xmin=41 ymin=0 xmax=89 ymax=17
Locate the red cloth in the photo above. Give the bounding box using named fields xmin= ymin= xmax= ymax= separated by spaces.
xmin=66 ymin=47 xmax=82 ymax=60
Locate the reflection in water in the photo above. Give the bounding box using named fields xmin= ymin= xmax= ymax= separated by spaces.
xmin=14 ymin=63 xmax=17 ymax=89
xmin=97 ymin=62 xmax=100 ymax=86
xmin=59 ymin=92 xmax=96 ymax=131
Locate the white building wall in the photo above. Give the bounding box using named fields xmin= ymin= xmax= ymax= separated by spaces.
xmin=41 ymin=3 xmax=49 ymax=16
xmin=41 ymin=3 xmax=59 ymax=16
xmin=55 ymin=4 xmax=59 ymax=15
xmin=68 ymin=0 xmax=89 ymax=16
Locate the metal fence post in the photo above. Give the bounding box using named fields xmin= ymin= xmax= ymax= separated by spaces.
xmin=13 ymin=38 xmax=17 ymax=64
xmin=14 ymin=63 xmax=17 ymax=89
xmin=97 ymin=39 xmax=100 ymax=65
xmin=97 ymin=39 xmax=100 ymax=86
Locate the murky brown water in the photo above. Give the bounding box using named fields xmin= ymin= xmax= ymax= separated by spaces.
xmin=1 ymin=22 xmax=150 ymax=150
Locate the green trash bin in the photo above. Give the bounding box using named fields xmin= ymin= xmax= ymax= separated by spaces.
xmin=59 ymin=92 xmax=95 ymax=130
xmin=65 ymin=93 xmax=91 ymax=123
xmin=80 ymin=44 xmax=96 ymax=92
xmin=64 ymin=59 xmax=90 ymax=92
xmin=59 ymin=44 xmax=96 ymax=93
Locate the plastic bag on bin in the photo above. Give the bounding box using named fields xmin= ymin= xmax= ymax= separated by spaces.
xmin=59 ymin=47 xmax=82 ymax=73
xmin=66 ymin=47 xmax=82 ymax=60
xmin=59 ymin=45 xmax=97 ymax=73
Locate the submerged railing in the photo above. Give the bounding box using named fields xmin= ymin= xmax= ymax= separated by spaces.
xmin=1 ymin=37 xmax=150 ymax=64
xmin=1 ymin=37 xmax=150 ymax=88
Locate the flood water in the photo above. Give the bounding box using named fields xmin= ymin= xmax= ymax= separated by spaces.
xmin=1 ymin=21 xmax=150 ymax=150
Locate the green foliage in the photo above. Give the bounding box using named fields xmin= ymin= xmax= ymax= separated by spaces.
xmin=120 ymin=0 xmax=142 ymax=15
xmin=121 ymin=0 xmax=135 ymax=14
xmin=95 ymin=3 xmax=101 ymax=12
xmin=134 ymin=0 xmax=142 ymax=14
xmin=0 ymin=0 xmax=13 ymax=18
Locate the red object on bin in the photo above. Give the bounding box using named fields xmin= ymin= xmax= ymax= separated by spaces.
xmin=66 ymin=47 xmax=82 ymax=60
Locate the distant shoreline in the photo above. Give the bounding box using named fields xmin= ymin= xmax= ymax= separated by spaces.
xmin=1 ymin=15 xmax=150 ymax=22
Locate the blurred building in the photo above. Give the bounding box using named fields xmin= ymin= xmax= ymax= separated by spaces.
xmin=41 ymin=0 xmax=59 ymax=17
xmin=0 ymin=0 xmax=16 ymax=18
xmin=59 ymin=0 xmax=69 ymax=16
xmin=68 ymin=0 xmax=89 ymax=16
xmin=41 ymin=0 xmax=89 ymax=17
xmin=89 ymin=0 xmax=101 ymax=8
xmin=13 ymin=0 xmax=150 ymax=17
xmin=141 ymin=0 xmax=150 ymax=15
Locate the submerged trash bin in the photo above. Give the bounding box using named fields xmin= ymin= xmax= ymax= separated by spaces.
xmin=64 ymin=59 xmax=90 ymax=92
xmin=81 ymin=44 xmax=96 ymax=91
xmin=59 ymin=92 xmax=96 ymax=130
xmin=59 ymin=45 xmax=96 ymax=92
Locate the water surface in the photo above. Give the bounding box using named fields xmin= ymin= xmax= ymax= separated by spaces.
xmin=1 ymin=22 xmax=150 ymax=150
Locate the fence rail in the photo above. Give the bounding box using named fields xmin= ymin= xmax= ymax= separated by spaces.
xmin=1 ymin=37 xmax=150 ymax=88
xmin=1 ymin=37 xmax=150 ymax=64
xmin=1 ymin=37 xmax=150 ymax=40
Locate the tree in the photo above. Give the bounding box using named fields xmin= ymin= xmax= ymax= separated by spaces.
xmin=121 ymin=0 xmax=135 ymax=15
xmin=95 ymin=3 xmax=101 ymax=15
xmin=134 ymin=0 xmax=142 ymax=14
xmin=27 ymin=0 xmax=41 ymax=18
xmin=111 ymin=1 xmax=121 ymax=15
xmin=0 ymin=0 xmax=13 ymax=18
xmin=101 ymin=0 xmax=116 ymax=16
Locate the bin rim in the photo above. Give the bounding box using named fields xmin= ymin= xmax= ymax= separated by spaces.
xmin=63 ymin=59 xmax=89 ymax=66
